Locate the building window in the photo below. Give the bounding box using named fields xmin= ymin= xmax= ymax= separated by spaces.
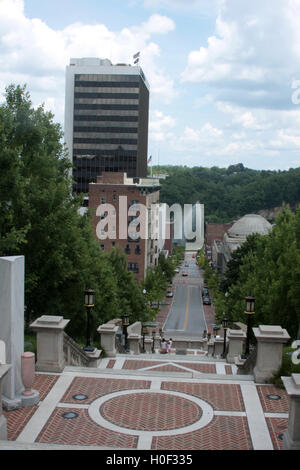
xmin=128 ymin=262 xmax=139 ymax=273
xmin=130 ymin=200 xmax=139 ymax=206
xmin=135 ymin=245 xmax=141 ymax=254
xmin=112 ymin=192 xmax=117 ymax=201
xmin=125 ymin=244 xmax=131 ymax=254
xmin=100 ymin=243 xmax=105 ymax=251
xmin=100 ymin=196 xmax=106 ymax=204
xmin=112 ymin=242 xmax=115 ymax=247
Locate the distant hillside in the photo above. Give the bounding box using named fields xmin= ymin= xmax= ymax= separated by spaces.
xmin=153 ymin=163 xmax=300 ymax=222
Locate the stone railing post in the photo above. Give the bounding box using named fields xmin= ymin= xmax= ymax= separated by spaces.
xmin=281 ymin=373 xmax=300 ymax=450
xmin=227 ymin=329 xmax=246 ymax=364
xmin=97 ymin=323 xmax=118 ymax=357
xmin=207 ymin=340 xmax=214 ymax=356
xmin=127 ymin=334 xmax=141 ymax=355
xmin=253 ymin=325 xmax=290 ymax=383
xmin=0 ymin=364 xmax=11 ymax=439
xmin=30 ymin=315 xmax=70 ymax=373
xmin=144 ymin=337 xmax=153 ymax=353
xmin=213 ymin=338 xmax=224 ymax=358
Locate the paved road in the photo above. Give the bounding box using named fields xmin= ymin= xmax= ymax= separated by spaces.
xmin=163 ymin=252 xmax=208 ymax=337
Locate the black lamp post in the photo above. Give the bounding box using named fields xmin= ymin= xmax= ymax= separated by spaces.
xmin=244 ymin=296 xmax=255 ymax=357
xmin=83 ymin=289 xmax=95 ymax=352
xmin=122 ymin=313 xmax=130 ymax=351
xmin=222 ymin=316 xmax=228 ymax=358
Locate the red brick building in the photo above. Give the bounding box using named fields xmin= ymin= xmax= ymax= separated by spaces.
xmin=88 ymin=172 xmax=161 ymax=281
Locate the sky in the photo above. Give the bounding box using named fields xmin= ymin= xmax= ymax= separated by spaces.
xmin=1 ymin=0 xmax=300 ymax=171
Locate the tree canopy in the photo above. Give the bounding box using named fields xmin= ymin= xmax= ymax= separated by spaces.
xmin=0 ymin=85 xmax=149 ymax=340
xmin=209 ymin=205 xmax=300 ymax=339
xmin=153 ymin=164 xmax=300 ymax=222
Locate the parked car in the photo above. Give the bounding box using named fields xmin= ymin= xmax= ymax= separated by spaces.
xmin=203 ymin=295 xmax=211 ymax=305
xmin=175 ymin=268 xmax=179 ymax=273
xmin=202 ymin=287 xmax=209 ymax=297
xmin=184 ymin=263 xmax=189 ymax=267
xmin=166 ymin=291 xmax=173 ymax=297
xmin=182 ymin=272 xmax=188 ymax=277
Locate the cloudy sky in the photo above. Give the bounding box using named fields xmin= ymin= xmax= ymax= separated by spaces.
xmin=1 ymin=0 xmax=300 ymax=170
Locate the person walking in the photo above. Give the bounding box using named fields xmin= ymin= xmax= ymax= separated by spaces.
xmin=167 ymin=338 xmax=173 ymax=354
xmin=160 ymin=338 xmax=167 ymax=354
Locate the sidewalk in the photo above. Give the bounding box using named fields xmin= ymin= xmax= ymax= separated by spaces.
xmin=1 ymin=353 xmax=289 ymax=450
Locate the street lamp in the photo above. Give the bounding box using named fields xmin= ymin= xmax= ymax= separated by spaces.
xmin=83 ymin=289 xmax=95 ymax=352
xmin=122 ymin=313 xmax=130 ymax=351
xmin=222 ymin=316 xmax=228 ymax=358
xmin=244 ymin=296 xmax=255 ymax=357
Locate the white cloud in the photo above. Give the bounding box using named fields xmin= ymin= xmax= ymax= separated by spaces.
xmin=149 ymin=110 xmax=176 ymax=141
xmin=0 ymin=1 xmax=177 ymax=122
xmin=181 ymin=0 xmax=300 ymax=111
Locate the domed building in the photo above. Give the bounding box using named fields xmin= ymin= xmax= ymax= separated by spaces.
xmin=212 ymin=214 xmax=272 ymax=273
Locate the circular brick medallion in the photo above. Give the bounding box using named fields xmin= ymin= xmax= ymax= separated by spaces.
xmin=100 ymin=392 xmax=202 ymax=431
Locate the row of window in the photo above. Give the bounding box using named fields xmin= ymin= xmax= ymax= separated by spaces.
xmin=75 ymin=80 xmax=140 ymax=88
xmin=73 ymin=143 xmax=137 ymax=151
xmin=74 ymin=92 xmax=139 ymax=100
xmin=73 ymin=154 xmax=137 ymax=161
xmin=74 ymin=104 xmax=139 ymax=111
xmin=75 ymin=74 xmax=141 ymax=82
xmin=73 ymin=126 xmax=138 ymax=134
xmin=74 ymin=115 xmax=138 ymax=122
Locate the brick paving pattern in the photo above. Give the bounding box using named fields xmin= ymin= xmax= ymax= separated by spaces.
xmin=61 ymin=377 xmax=151 ymax=404
xmin=122 ymin=359 xmax=216 ymax=374
xmin=152 ymin=415 xmax=252 ymax=450
xmin=101 ymin=392 xmax=202 ymax=431
xmin=3 ymin=373 xmax=59 ymax=440
xmin=256 ymin=385 xmax=290 ymax=413
xmin=106 ymin=360 xmax=116 ymax=369
xmin=122 ymin=360 xmax=163 ymax=370
xmin=4 ymin=405 xmax=38 ymax=441
xmin=161 ymin=382 xmax=245 ymax=411
xmin=265 ymin=417 xmax=288 ymax=450
xmin=35 ymin=407 xmax=138 ymax=448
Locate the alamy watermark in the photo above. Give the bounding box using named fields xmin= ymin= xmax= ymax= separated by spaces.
xmin=95 ymin=197 xmax=204 ymax=248
xmin=291 ymin=340 xmax=300 ymax=365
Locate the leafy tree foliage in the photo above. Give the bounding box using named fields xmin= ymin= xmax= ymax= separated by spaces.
xmin=154 ymin=164 xmax=300 ymax=222
xmin=213 ymin=206 xmax=300 ymax=339
xmin=0 ymin=85 xmax=150 ymax=340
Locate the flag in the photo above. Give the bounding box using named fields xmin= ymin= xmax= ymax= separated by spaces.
xmin=134 ymin=58 xmax=139 ymax=65
xmin=133 ymin=51 xmax=140 ymax=59
xmin=147 ymin=155 xmax=152 ymax=164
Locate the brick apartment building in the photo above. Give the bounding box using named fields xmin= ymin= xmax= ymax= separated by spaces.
xmin=88 ymin=172 xmax=161 ymax=281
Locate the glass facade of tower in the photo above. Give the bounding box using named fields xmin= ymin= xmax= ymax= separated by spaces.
xmin=67 ymin=67 xmax=149 ymax=193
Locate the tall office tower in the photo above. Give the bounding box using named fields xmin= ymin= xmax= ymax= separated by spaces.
xmin=64 ymin=58 xmax=150 ymax=193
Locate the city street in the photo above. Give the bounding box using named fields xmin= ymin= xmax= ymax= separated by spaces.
xmin=163 ymin=253 xmax=208 ymax=337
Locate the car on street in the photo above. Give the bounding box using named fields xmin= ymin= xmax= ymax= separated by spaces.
xmin=182 ymin=272 xmax=188 ymax=276
xmin=166 ymin=291 xmax=173 ymax=297
xmin=175 ymin=268 xmax=179 ymax=273
xmin=203 ymin=295 xmax=211 ymax=305
xmin=202 ymin=287 xmax=209 ymax=297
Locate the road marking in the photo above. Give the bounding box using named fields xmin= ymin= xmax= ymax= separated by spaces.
xmin=183 ymin=286 xmax=190 ymax=330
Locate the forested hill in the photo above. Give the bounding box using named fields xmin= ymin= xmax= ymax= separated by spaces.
xmin=153 ymin=163 xmax=300 ymax=222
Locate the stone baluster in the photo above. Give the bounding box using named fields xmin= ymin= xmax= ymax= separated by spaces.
xmin=30 ymin=315 xmax=70 ymax=373
xmin=281 ymin=373 xmax=300 ymax=450
xmin=253 ymin=325 xmax=290 ymax=383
